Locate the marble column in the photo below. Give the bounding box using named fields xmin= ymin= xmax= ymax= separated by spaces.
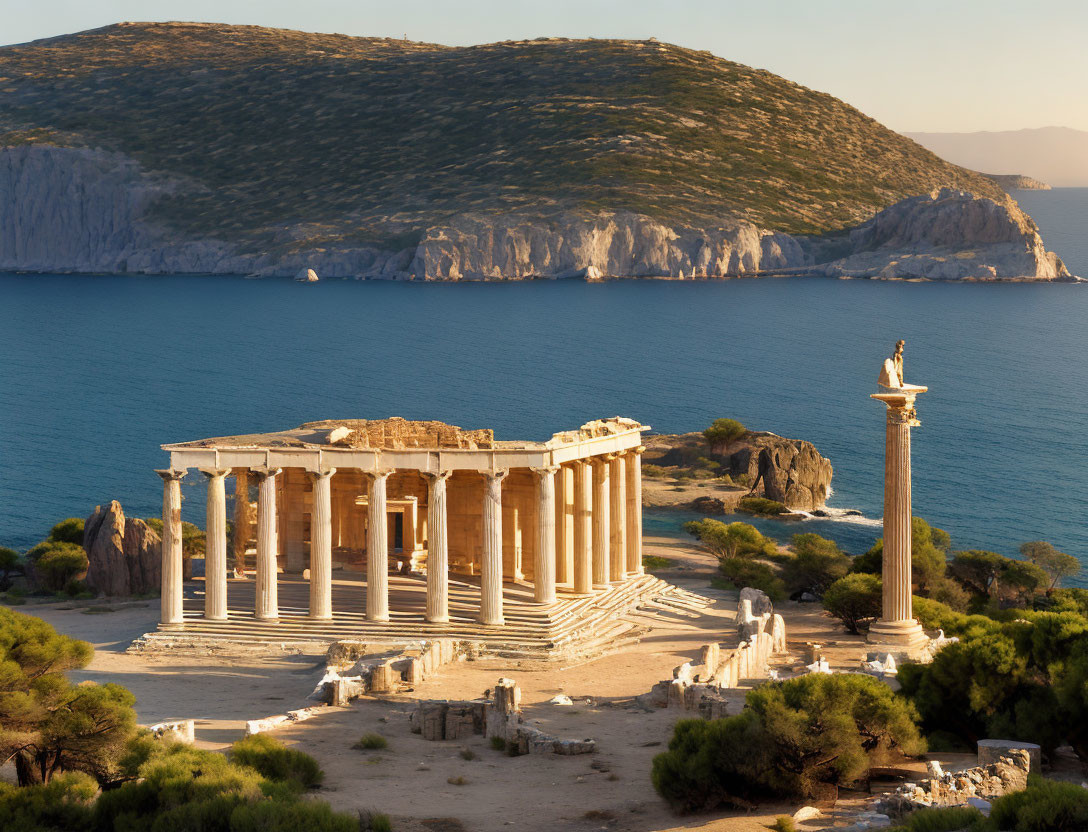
xmin=625 ymin=447 xmax=645 ymax=576
xmin=307 ymin=469 xmax=336 ymax=621
xmin=157 ymin=469 xmax=186 ymax=626
xmin=232 ymin=469 xmax=250 ymax=576
xmin=367 ymin=470 xmax=394 ymax=622
xmin=423 ymin=471 xmax=452 ymax=623
xmin=480 ymin=470 xmax=508 ymax=625
xmin=591 ymin=457 xmax=611 ymax=589
xmin=869 ymin=384 xmax=927 ymax=648
xmin=609 ymin=453 xmax=627 ymax=582
xmin=555 ymin=466 xmax=574 ymax=586
xmin=200 ymin=468 xmax=231 ymax=621
xmin=572 ymin=460 xmax=593 ymax=595
xmin=531 ymin=466 xmax=559 ymax=604
xmin=253 ymin=467 xmax=281 ymax=621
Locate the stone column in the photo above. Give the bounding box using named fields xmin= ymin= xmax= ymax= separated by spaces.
xmin=572 ymin=460 xmax=593 ymax=595
xmin=232 ymin=468 xmax=251 ymax=576
xmin=307 ymin=469 xmax=336 ymax=621
xmin=423 ymin=471 xmax=452 ymax=623
xmin=367 ymin=469 xmax=394 ymax=622
xmin=625 ymin=447 xmax=645 ymax=576
xmin=253 ymin=467 xmax=281 ymax=621
xmin=531 ymin=466 xmax=559 ymax=604
xmin=200 ymin=468 xmax=231 ymax=621
xmin=157 ymin=469 xmax=186 ymax=626
xmin=609 ymin=453 xmax=627 ymax=582
xmin=591 ymin=457 xmax=611 ymax=589
xmin=555 ymin=466 xmax=574 ymax=586
xmin=480 ymin=470 xmax=508 ymax=625
xmin=869 ymin=385 xmax=927 ymax=649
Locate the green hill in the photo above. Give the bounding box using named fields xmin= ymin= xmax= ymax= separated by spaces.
xmin=0 ymin=21 xmax=1003 ymax=251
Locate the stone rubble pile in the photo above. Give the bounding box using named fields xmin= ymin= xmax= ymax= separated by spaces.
xmin=410 ymin=678 xmax=596 ymax=755
xmin=145 ymin=719 xmax=195 ymax=743
xmin=645 ymin=587 xmax=788 ymax=715
xmin=876 ymin=750 xmax=1031 ymax=815
xmin=313 ymin=638 xmax=465 ymax=706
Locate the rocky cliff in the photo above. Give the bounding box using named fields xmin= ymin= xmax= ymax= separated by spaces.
xmin=83 ymin=500 xmax=161 ymax=596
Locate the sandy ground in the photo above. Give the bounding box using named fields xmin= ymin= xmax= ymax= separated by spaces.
xmin=641 ymin=477 xmax=746 ymax=511
xmin=6 ymin=534 xmax=930 ymax=832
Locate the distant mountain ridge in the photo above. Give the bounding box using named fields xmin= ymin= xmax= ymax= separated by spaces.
xmin=905 ymin=127 xmax=1088 ymax=188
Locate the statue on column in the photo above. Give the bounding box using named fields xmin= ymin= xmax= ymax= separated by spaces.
xmin=878 ymin=339 xmax=906 ymax=389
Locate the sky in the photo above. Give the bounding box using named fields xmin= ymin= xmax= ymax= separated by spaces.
xmin=4 ymin=0 xmax=1087 ymax=133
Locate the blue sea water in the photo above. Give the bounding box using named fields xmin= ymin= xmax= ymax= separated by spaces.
xmin=1 ymin=189 xmax=1086 ymax=586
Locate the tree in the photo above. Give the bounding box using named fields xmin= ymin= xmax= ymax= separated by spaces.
xmin=47 ymin=519 xmax=84 ymax=546
xmin=0 ymin=608 xmax=135 ymax=785
xmin=683 ymin=519 xmax=775 ymax=560
xmin=24 ymin=541 xmax=87 ymax=592
xmin=823 ymin=573 xmax=882 ymax=634
xmin=949 ymin=550 xmax=1048 ymax=606
xmin=783 ymin=534 xmax=850 ymax=596
xmin=0 ymin=547 xmax=22 ymax=591
xmin=851 ymin=517 xmax=947 ymax=593
xmin=718 ymin=558 xmax=786 ymax=601
xmin=702 ymin=418 xmax=746 ymax=453
xmin=1020 ymin=541 xmax=1080 ymax=591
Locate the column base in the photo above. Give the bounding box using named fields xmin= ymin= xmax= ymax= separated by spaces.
xmin=308 ymin=613 xmax=334 ymax=622
xmin=478 ymin=617 xmax=505 ymax=627
xmin=205 ymin=613 xmax=228 ymax=622
xmin=867 ymin=619 xmax=929 ymax=654
xmin=254 ymin=614 xmax=279 ymax=622
xmin=592 ymin=582 xmax=611 ymax=591
xmin=425 ymin=615 xmax=450 ymax=624
xmin=160 ymin=621 xmax=185 ymax=631
xmin=366 ymin=614 xmax=391 ymax=623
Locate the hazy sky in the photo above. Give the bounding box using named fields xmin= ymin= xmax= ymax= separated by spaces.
xmin=5 ymin=0 xmax=1086 ymax=133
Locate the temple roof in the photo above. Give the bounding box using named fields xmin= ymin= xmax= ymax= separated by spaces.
xmin=163 ymin=416 xmax=647 ymax=452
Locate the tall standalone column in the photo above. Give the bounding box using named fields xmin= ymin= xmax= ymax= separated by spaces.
xmin=625 ymin=447 xmax=645 ymax=576
xmin=367 ymin=470 xmax=394 ymax=622
xmin=307 ymin=469 xmax=336 ymax=621
xmin=869 ymin=345 xmax=927 ymax=650
xmin=424 ymin=471 xmax=452 ymax=623
xmin=591 ymin=457 xmax=611 ymax=589
xmin=200 ymin=468 xmax=231 ymax=621
xmin=531 ymin=466 xmax=559 ymax=604
xmin=572 ymin=460 xmax=594 ymax=595
xmin=480 ymin=470 xmax=508 ymax=625
xmin=253 ymin=467 xmax=281 ymax=621
xmin=157 ymin=469 xmax=186 ymax=626
xmin=609 ymin=453 xmax=627 ymax=583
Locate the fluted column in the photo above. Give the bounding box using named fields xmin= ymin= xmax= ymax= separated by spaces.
xmin=573 ymin=460 xmax=593 ymax=595
xmin=367 ymin=470 xmax=394 ymax=622
xmin=157 ymin=469 xmax=186 ymax=626
xmin=591 ymin=457 xmax=611 ymax=589
xmin=253 ymin=467 xmax=281 ymax=620
xmin=200 ymin=468 xmax=231 ymax=621
xmin=531 ymin=466 xmax=559 ymax=604
xmin=555 ymin=466 xmax=574 ymax=586
xmin=625 ymin=447 xmax=645 ymax=576
xmin=480 ymin=470 xmax=508 ymax=625
xmin=307 ymin=469 xmax=336 ymax=620
xmin=423 ymin=471 xmax=452 ymax=623
xmin=609 ymin=453 xmax=627 ymax=583
xmin=232 ymin=469 xmax=251 ymax=576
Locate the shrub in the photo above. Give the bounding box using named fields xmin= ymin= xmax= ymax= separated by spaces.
xmin=989 ymin=775 xmax=1088 ymax=831
xmin=783 ymin=533 xmax=850 ymax=596
xmin=703 ymin=418 xmax=746 ymax=451
xmin=855 ymin=517 xmax=949 ymax=594
xmin=361 ymin=810 xmax=393 ymax=832
xmin=770 ymin=817 xmax=796 ymax=832
xmin=949 ymin=550 xmax=1048 ymax=606
xmin=889 ymin=805 xmax=984 ymax=832
xmin=737 ymin=496 xmax=788 ymax=517
xmin=27 ymin=541 xmax=88 ymax=592
xmin=489 ymin=737 xmax=506 ymax=752
xmin=1047 ymin=587 xmax=1088 ymax=616
xmin=684 ymin=519 xmax=776 ymax=559
xmin=642 ymin=555 xmax=672 ymax=570
xmin=642 ymin=464 xmax=667 ymax=478
xmin=48 ymin=518 xmax=85 ymax=545
xmin=459 ymin=748 xmax=476 ymax=761
xmin=0 ymin=546 xmax=22 ymax=591
xmin=353 ymin=733 xmax=389 ymax=751
xmin=717 ymin=558 xmax=786 ymax=601
xmin=823 ymin=573 xmax=882 ymax=634
xmin=229 ymin=798 xmax=358 ymax=832
xmin=0 ymin=771 xmax=97 ymax=830
xmin=231 ymin=734 xmax=323 ymax=788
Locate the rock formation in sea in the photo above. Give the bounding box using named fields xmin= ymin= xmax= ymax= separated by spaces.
xmin=83 ymin=500 xmax=162 ymax=596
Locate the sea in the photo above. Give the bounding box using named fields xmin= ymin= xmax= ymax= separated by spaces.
xmin=2 ymin=188 xmax=1086 ymax=586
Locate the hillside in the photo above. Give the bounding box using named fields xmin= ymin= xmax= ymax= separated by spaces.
xmin=0 ymin=22 xmax=1004 ymax=244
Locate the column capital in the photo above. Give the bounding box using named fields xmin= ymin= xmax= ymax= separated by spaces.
xmin=305 ymin=468 xmax=337 ymax=482
xmin=367 ymin=468 xmax=396 ymax=481
xmin=530 ymin=465 xmax=561 ymax=478
xmin=482 ymin=469 xmax=509 ymax=482
xmin=421 ymin=469 xmax=453 ymax=482
xmin=199 ymin=467 xmax=232 ymax=480
xmin=252 ymin=466 xmax=282 ymax=480
xmin=156 ymin=468 xmax=187 ymax=482
xmin=590 ymin=455 xmax=610 ymax=469
xmin=630 ymin=445 xmax=647 ymax=456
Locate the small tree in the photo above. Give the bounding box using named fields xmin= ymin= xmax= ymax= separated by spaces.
xmin=47 ymin=519 xmax=85 ymax=546
xmin=823 ymin=573 xmax=882 ymax=634
xmin=703 ymin=418 xmax=746 ymax=453
xmin=683 ymin=519 xmax=775 ymax=560
xmin=0 ymin=547 xmax=22 ymax=591
xmin=25 ymin=541 xmax=88 ymax=592
xmin=718 ymin=557 xmax=786 ymax=600
xmin=1020 ymin=541 xmax=1080 ymax=592
xmin=783 ymin=533 xmax=850 ymax=596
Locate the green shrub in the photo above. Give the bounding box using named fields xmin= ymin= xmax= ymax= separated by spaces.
xmin=889 ymin=805 xmax=984 ymax=832
xmin=642 ymin=555 xmax=673 ymax=570
xmin=231 ymin=734 xmax=324 ymax=788
xmin=855 ymin=517 xmax=950 ymax=595
xmin=353 ymin=733 xmax=389 ymax=751
xmin=684 ymin=519 xmax=776 ymax=559
xmin=27 ymin=541 xmax=88 ymax=592
xmin=703 ymin=418 xmax=746 ymax=451
xmin=989 ymin=775 xmax=1088 ymax=831
xmin=717 ymin=557 xmax=786 ymax=600
xmin=0 ymin=771 xmax=97 ymax=830
xmin=769 ymin=817 xmax=796 ymax=832
xmin=362 ymin=810 xmax=393 ymax=832
xmin=229 ymin=798 xmax=359 ymax=832
xmin=642 ymin=464 xmax=667 ymax=478
xmin=489 ymin=737 xmax=506 ymax=752
xmin=823 ymin=573 xmax=882 ymax=634
xmin=48 ymin=518 xmax=85 ymax=545
xmin=0 ymin=546 xmax=22 ymax=591
xmin=737 ymin=496 xmax=788 ymax=517
xmin=783 ymin=533 xmax=850 ymax=596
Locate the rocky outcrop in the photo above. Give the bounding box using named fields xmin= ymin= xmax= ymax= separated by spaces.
xmin=83 ymin=500 xmax=161 ymax=596
xmin=983 ymin=173 xmax=1050 ymax=191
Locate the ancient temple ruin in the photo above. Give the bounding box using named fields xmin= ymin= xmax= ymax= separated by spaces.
xmin=149 ymin=416 xmax=672 ymax=653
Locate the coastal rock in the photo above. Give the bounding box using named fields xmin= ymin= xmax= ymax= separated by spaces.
xmin=691 ymin=496 xmax=727 ymax=515
xmin=83 ymin=500 xmax=161 ymax=596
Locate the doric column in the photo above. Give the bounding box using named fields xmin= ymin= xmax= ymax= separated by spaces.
xmin=423 ymin=471 xmax=452 ymax=623
xmin=253 ymin=467 xmax=281 ymax=620
xmin=200 ymin=468 xmax=231 ymax=621
xmin=366 ymin=469 xmax=394 ymax=622
xmin=480 ymin=470 xmax=508 ymax=625
xmin=307 ymin=469 xmax=336 ymax=621
xmin=232 ymin=469 xmax=251 ymax=576
xmin=609 ymin=453 xmax=627 ymax=582
xmin=531 ymin=466 xmax=559 ymax=604
xmin=591 ymin=457 xmax=611 ymax=589
xmin=572 ymin=460 xmax=593 ymax=595
xmin=156 ymin=469 xmax=186 ymax=626
xmin=625 ymin=447 xmax=645 ymax=576
xmin=555 ymin=465 xmax=574 ymax=585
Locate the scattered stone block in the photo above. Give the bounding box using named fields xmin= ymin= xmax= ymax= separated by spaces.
xmin=792 ymin=806 xmax=821 ymax=822
xmin=739 ymin=586 xmax=773 ymax=617
xmin=977 ymin=739 xmax=1041 ymax=773
xmin=327 ymin=640 xmax=370 ymax=666
xmin=369 ymin=661 xmax=398 ymax=694
xmin=147 ymin=719 xmax=195 ymax=744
